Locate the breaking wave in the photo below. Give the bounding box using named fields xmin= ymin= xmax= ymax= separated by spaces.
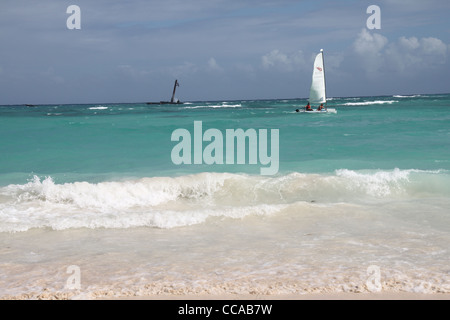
xmin=0 ymin=169 xmax=448 ymax=232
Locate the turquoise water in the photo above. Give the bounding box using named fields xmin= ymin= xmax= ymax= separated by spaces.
xmin=1 ymin=94 xmax=449 ymax=184
xmin=1 ymin=94 xmax=449 ymax=298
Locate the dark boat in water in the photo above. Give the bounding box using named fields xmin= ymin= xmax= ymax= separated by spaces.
xmin=146 ymin=80 xmax=182 ymax=105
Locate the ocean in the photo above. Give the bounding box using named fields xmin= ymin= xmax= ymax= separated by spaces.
xmin=1 ymin=94 xmax=449 ymax=298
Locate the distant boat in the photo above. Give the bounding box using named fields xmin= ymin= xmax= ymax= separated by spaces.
xmin=146 ymin=80 xmax=182 ymax=105
xmin=296 ymin=49 xmax=336 ymax=114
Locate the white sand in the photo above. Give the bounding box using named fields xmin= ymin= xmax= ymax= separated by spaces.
xmin=104 ymin=292 xmax=450 ymax=300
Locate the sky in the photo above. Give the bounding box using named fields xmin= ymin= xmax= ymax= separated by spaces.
xmin=0 ymin=0 xmax=449 ymax=104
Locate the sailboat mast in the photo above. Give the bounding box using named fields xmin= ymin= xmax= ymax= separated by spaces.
xmin=320 ymin=49 xmax=327 ymax=106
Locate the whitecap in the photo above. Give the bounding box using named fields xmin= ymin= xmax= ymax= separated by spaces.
xmin=89 ymin=106 xmax=108 ymax=110
xmin=343 ymin=100 xmax=399 ymax=106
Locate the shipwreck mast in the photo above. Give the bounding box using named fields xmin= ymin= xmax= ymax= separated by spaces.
xmin=170 ymin=79 xmax=179 ymax=103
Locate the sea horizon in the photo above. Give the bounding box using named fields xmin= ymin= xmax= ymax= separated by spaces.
xmin=4 ymin=91 xmax=450 ymax=107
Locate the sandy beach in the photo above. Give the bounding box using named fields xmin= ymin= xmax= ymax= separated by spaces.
xmin=105 ymin=292 xmax=450 ymax=300
xmin=4 ymin=286 xmax=450 ymax=300
xmin=5 ymin=292 xmax=449 ymax=300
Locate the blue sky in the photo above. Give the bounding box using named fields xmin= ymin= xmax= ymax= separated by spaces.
xmin=0 ymin=0 xmax=449 ymax=104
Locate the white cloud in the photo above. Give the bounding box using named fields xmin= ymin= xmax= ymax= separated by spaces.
xmin=385 ymin=36 xmax=448 ymax=73
xmin=353 ymin=29 xmax=448 ymax=76
xmin=398 ymin=36 xmax=420 ymax=51
xmin=353 ymin=29 xmax=388 ymax=56
xmin=261 ymin=49 xmax=307 ymax=72
xmin=262 ymin=50 xmax=288 ymax=68
xmin=420 ymin=37 xmax=447 ymax=57
xmin=352 ymin=29 xmax=388 ymax=75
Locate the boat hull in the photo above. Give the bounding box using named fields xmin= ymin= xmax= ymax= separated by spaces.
xmin=296 ymin=108 xmax=337 ymax=114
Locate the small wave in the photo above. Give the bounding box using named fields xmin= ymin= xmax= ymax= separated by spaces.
xmin=89 ymin=106 xmax=108 ymax=110
xmin=184 ymin=104 xmax=242 ymax=109
xmin=393 ymin=95 xmax=421 ymax=98
xmin=343 ymin=100 xmax=399 ymax=106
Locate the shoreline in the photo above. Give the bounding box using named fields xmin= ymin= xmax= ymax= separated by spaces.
xmin=97 ymin=291 xmax=450 ymax=300
xmin=3 ymin=290 xmax=450 ymax=300
xmin=101 ymin=292 xmax=450 ymax=300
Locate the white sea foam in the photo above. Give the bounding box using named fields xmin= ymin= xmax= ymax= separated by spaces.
xmin=0 ymin=173 xmax=281 ymax=231
xmin=89 ymin=106 xmax=108 ymax=110
xmin=335 ymin=168 xmax=410 ymax=197
xmin=0 ymin=169 xmax=448 ymax=233
xmin=393 ymin=95 xmax=421 ymax=98
xmin=343 ymin=100 xmax=399 ymax=106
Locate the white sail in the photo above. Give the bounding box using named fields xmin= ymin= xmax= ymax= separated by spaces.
xmin=308 ymin=50 xmax=326 ymax=104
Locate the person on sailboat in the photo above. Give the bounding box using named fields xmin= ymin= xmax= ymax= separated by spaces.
xmin=317 ymin=104 xmax=324 ymax=111
xmin=305 ymin=102 xmax=313 ymax=111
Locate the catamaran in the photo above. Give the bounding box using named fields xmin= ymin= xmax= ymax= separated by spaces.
xmin=296 ymin=49 xmax=336 ymax=114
